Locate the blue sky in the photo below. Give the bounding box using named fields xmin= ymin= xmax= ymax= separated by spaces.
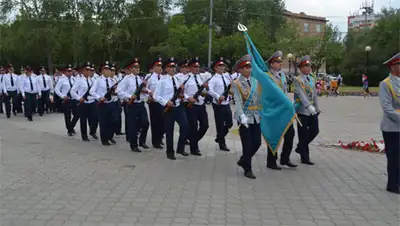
xmin=284 ymin=0 xmax=399 ymax=33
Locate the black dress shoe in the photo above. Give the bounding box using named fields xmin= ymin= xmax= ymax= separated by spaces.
xmin=139 ymin=143 xmax=150 ymax=149
xmin=12 ymin=111 xmax=17 ymax=116
xmin=72 ymin=129 xmax=76 ymax=134
xmin=386 ymin=188 xmax=400 ymax=194
xmin=177 ymin=151 xmax=189 ymax=156
xmin=167 ymin=154 xmax=176 ymax=160
xmin=281 ymin=161 xmax=298 ymax=168
xmin=244 ymin=171 xmax=256 ymax=179
xmin=237 ymin=159 xmax=243 ymax=167
xmin=153 ymin=145 xmax=163 ymax=149
xmin=102 ymin=141 xmax=111 ymax=146
xmin=68 ymin=132 xmax=73 ymax=137
xmin=90 ymin=134 xmax=99 ymax=140
xmin=83 ymin=138 xmax=90 ymax=141
xmin=190 ymin=151 xmax=202 ymax=156
xmin=131 ymin=147 xmax=142 ymax=153
xmin=116 ymin=132 xmax=125 ymax=135
xmin=301 ymin=160 xmax=315 ymax=165
xmin=109 ymin=138 xmax=116 ymax=144
xmin=27 ymin=117 xmax=33 ymax=121
xmin=6 ymin=114 xmax=10 ymax=118
xmin=267 ymin=164 xmax=282 ymax=170
xmin=219 ymin=144 xmax=230 ymax=152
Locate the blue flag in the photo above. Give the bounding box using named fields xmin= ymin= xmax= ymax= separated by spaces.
xmin=242 ymin=30 xmax=296 ymax=155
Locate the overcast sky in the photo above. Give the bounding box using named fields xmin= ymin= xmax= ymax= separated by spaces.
xmin=284 ymin=0 xmax=399 ymax=32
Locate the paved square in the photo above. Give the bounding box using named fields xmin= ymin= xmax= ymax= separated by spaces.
xmin=0 ymin=96 xmax=399 ymax=226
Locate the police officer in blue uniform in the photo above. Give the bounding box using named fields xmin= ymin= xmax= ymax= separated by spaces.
xmin=379 ymin=52 xmax=400 ymax=194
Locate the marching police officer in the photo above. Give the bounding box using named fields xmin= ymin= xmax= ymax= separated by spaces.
xmin=208 ymin=57 xmax=233 ymax=151
xmin=55 ymin=64 xmax=79 ymax=136
xmin=266 ymin=51 xmax=297 ymax=170
xmin=293 ymin=56 xmax=320 ymax=165
xmin=2 ymin=64 xmax=19 ymax=118
xmin=90 ymin=61 xmax=117 ymax=146
xmin=183 ymin=57 xmax=209 ymax=156
xmin=153 ymin=57 xmax=189 ymax=160
xmin=20 ymin=66 xmax=41 ymax=121
xmin=0 ymin=66 xmax=5 ymax=114
xmin=146 ymin=57 xmax=165 ymax=149
xmin=71 ymin=62 xmax=98 ymax=141
xmin=379 ymin=52 xmax=400 ymax=194
xmin=116 ymin=58 xmax=150 ymax=152
xmin=38 ymin=66 xmax=54 ymax=116
xmin=232 ymin=54 xmax=262 ymax=179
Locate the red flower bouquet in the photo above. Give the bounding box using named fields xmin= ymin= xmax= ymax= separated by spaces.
xmin=336 ymin=138 xmax=385 ymax=153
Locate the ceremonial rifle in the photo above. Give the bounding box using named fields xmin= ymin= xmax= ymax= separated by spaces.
xmin=127 ymin=75 xmax=150 ymax=105
xmin=164 ymin=77 xmax=190 ymax=113
xmin=186 ymin=76 xmax=213 ymax=108
xmin=77 ymin=79 xmax=93 ymax=106
xmin=218 ymin=81 xmax=232 ymax=105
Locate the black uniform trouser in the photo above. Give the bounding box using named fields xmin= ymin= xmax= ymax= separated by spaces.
xmin=127 ymin=102 xmax=149 ymax=147
xmin=267 ymin=124 xmax=295 ymax=165
xmin=164 ymin=105 xmax=189 ymax=154
xmin=97 ymin=102 xmax=116 ymax=143
xmin=38 ymin=90 xmax=50 ymax=115
xmin=382 ymin=131 xmax=400 ymax=191
xmin=296 ymin=114 xmax=319 ymax=161
xmin=24 ymin=93 xmax=37 ymax=119
xmin=77 ymin=102 xmax=97 ymax=140
xmin=212 ymin=103 xmax=233 ymax=144
xmin=3 ymin=90 xmax=18 ymax=116
xmin=148 ymin=102 xmax=165 ymax=146
xmin=0 ymin=94 xmax=4 ymax=113
xmin=62 ymin=99 xmax=79 ymax=133
xmin=186 ymin=104 xmax=209 ymax=152
xmin=115 ymin=101 xmax=123 ymax=134
xmin=52 ymin=94 xmax=61 ymax=112
xmin=16 ymin=93 xmax=23 ymax=113
xmin=238 ymin=122 xmax=261 ymax=171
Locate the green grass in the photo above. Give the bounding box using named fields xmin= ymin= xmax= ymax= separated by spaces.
xmin=338 ymin=86 xmax=379 ymax=93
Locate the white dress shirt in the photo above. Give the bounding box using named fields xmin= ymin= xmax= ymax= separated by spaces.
xmin=146 ymin=73 xmax=164 ymax=94
xmin=153 ymin=74 xmax=182 ymax=107
xmin=2 ymin=73 xmax=19 ymax=93
xmin=70 ymin=76 xmax=95 ymax=103
xmin=0 ymin=74 xmax=4 ymax=93
xmin=208 ymin=73 xmax=231 ymax=105
xmin=55 ymin=76 xmax=74 ymax=99
xmin=183 ymin=73 xmax=206 ymax=105
xmin=116 ymin=74 xmax=147 ymax=103
xmin=37 ymin=74 xmax=54 ymax=92
xmin=176 ymin=73 xmax=189 ymax=84
xmin=89 ymin=75 xmax=116 ymax=103
xmin=20 ymin=75 xmax=42 ymax=96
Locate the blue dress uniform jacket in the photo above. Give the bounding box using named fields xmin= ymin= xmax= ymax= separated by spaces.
xmin=293 ymin=74 xmax=319 ymax=115
xmin=231 ymin=75 xmax=260 ymax=124
xmin=379 ymin=74 xmax=400 ymax=132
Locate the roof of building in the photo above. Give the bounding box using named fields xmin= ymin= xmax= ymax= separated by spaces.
xmin=283 ymin=10 xmax=328 ymax=22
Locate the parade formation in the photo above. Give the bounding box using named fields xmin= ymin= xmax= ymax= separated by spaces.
xmin=0 ymin=24 xmax=399 ymax=195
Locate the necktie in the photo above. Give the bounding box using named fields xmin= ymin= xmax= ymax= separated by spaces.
xmin=194 ymin=75 xmax=200 ymax=88
xmin=158 ymin=75 xmax=160 ymax=80
xmin=11 ymin=74 xmax=14 ymax=86
xmin=222 ymin=75 xmax=227 ymax=88
xmin=106 ymin=78 xmax=110 ymax=91
xmin=43 ymin=75 xmax=47 ymax=88
xmin=29 ymin=76 xmax=34 ymax=91
xmin=86 ymin=78 xmax=90 ymax=91
xmin=247 ymin=79 xmax=251 ymax=87
xmin=172 ymin=77 xmax=178 ymax=93
xmin=135 ymin=76 xmax=140 ymax=99
xmin=68 ymin=77 xmax=72 ymax=88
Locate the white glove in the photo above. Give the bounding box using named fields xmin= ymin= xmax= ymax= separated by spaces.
xmin=307 ymin=105 xmax=317 ymax=115
xmin=239 ymin=114 xmax=249 ymax=128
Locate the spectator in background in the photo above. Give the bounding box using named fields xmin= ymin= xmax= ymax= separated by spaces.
xmin=362 ymin=74 xmax=370 ymax=98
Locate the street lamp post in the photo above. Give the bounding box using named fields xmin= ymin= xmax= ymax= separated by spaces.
xmin=365 ymin=46 xmax=371 ymax=75
xmin=287 ymin=53 xmax=293 ymax=92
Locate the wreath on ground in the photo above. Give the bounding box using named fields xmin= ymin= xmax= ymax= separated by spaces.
xmin=321 ymin=139 xmax=385 ymax=153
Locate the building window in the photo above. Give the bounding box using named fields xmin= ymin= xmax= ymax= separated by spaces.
xmin=316 ymin=24 xmax=321 ymax=33
xmin=304 ymin=23 xmax=309 ymax=32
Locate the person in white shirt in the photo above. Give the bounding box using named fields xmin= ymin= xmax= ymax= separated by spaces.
xmin=55 ymin=64 xmax=79 ymax=136
xmin=208 ymin=57 xmax=233 ymax=151
xmin=146 ymin=57 xmax=166 ymax=149
xmin=0 ymin=66 xmax=5 ymax=114
xmin=20 ymin=66 xmax=42 ymax=121
xmin=116 ymin=58 xmax=150 ymax=152
xmin=153 ymin=57 xmax=190 ymax=160
xmin=110 ymin=64 xmax=124 ymax=137
xmin=52 ymin=68 xmax=63 ymax=113
xmin=37 ymin=66 xmax=54 ymax=116
xmin=2 ymin=64 xmax=19 ymax=118
xmin=89 ymin=61 xmax=117 ymax=146
xmin=183 ymin=57 xmax=210 ymax=156
xmin=71 ymin=62 xmax=99 ymax=141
